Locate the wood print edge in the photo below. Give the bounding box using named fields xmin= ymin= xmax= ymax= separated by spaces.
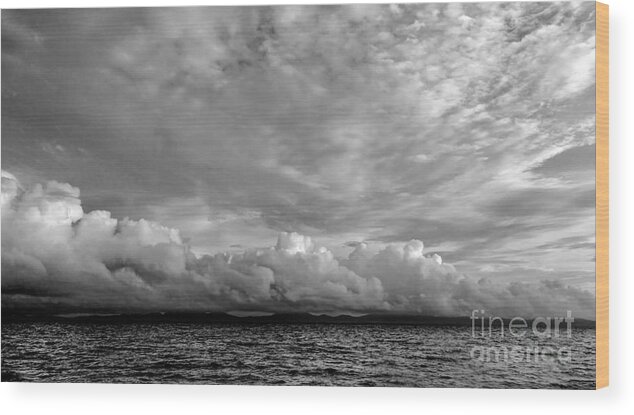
xmin=595 ymin=0 xmax=609 ymax=390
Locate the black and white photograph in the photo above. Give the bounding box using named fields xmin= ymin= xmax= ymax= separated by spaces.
xmin=1 ymin=1 xmax=601 ymax=389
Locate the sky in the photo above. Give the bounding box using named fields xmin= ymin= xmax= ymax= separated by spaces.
xmin=1 ymin=2 xmax=597 ymax=317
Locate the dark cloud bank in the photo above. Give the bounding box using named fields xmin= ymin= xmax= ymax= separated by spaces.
xmin=1 ymin=172 xmax=594 ymax=318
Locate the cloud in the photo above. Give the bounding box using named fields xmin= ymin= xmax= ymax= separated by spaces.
xmin=1 ymin=171 xmax=385 ymax=313
xmin=2 ymin=3 xmax=597 ymax=315
xmin=1 ymin=172 xmax=594 ymax=318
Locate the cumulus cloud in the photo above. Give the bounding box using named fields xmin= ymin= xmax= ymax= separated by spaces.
xmin=1 ymin=172 xmax=385 ymax=313
xmin=343 ymin=240 xmax=593 ymax=318
xmin=1 ymin=172 xmax=594 ymax=318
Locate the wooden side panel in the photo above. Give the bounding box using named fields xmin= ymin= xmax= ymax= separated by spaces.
xmin=595 ymin=1 xmax=609 ymax=390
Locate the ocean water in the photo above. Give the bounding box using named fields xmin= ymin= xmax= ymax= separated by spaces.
xmin=1 ymin=322 xmax=595 ymax=388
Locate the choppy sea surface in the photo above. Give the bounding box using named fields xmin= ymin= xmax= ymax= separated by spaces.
xmin=1 ymin=322 xmax=595 ymax=388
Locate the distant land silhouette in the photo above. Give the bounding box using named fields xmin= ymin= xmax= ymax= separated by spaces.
xmin=1 ymin=311 xmax=596 ymax=328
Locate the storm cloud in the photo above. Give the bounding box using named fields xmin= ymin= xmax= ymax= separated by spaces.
xmin=1 ymin=172 xmax=594 ymax=317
